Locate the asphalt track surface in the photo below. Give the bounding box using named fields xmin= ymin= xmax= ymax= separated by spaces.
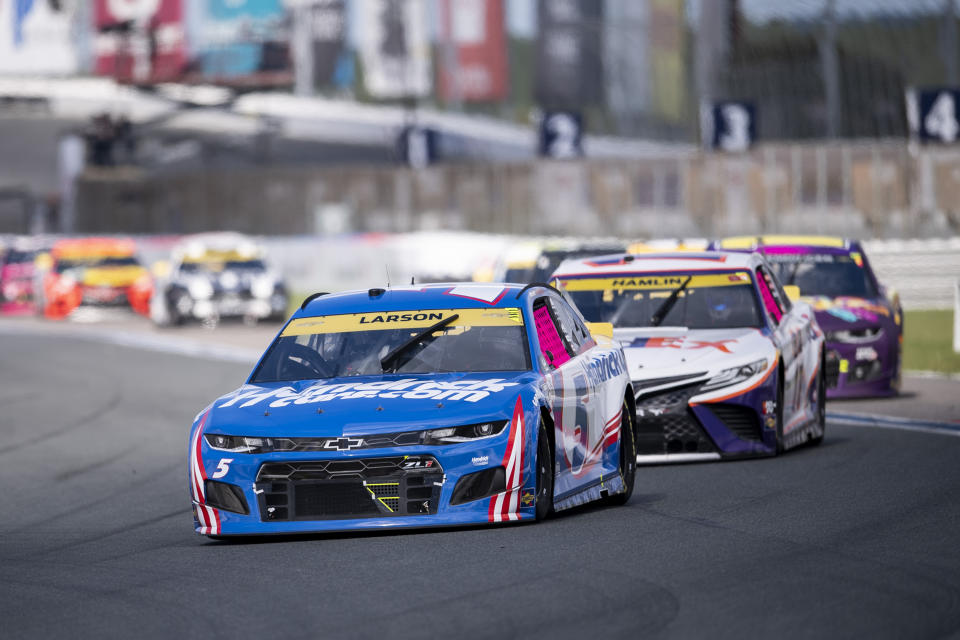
xmin=3 ymin=325 xmax=960 ymax=639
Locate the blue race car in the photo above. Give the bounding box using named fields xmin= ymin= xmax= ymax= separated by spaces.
xmin=188 ymin=283 xmax=636 ymax=536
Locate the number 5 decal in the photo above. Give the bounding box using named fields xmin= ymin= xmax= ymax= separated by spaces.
xmin=212 ymin=458 xmax=233 ymax=479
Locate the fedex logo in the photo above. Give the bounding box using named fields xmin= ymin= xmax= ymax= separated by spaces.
xmin=626 ymin=337 xmax=736 ymax=354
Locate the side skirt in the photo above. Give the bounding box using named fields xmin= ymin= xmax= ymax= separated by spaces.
xmin=637 ymin=452 xmax=722 ymax=465
xmin=553 ymin=474 xmax=625 ymax=512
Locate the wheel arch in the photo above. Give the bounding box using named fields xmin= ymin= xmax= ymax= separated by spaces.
xmin=623 ymin=384 xmax=638 ymax=439
xmin=538 ymin=404 xmax=556 ymax=461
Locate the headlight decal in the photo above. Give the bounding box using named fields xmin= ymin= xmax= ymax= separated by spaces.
xmin=700 ymin=358 xmax=769 ymax=392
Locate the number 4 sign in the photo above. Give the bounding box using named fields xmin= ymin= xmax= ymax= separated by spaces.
xmin=908 ymin=88 xmax=960 ymax=144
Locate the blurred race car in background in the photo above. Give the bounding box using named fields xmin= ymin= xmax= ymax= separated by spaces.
xmin=40 ymin=237 xmax=152 ymax=320
xmin=187 ymin=283 xmax=636 ymax=536
xmin=552 ymin=251 xmax=826 ymax=462
xmin=713 ymin=236 xmax=902 ymax=398
xmin=477 ymin=238 xmax=626 ymax=284
xmin=150 ymin=233 xmax=288 ymax=327
xmin=0 ymin=236 xmax=43 ymax=314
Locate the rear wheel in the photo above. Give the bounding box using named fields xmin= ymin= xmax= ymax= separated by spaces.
xmin=534 ymin=420 xmax=554 ymax=521
xmin=606 ymin=401 xmax=636 ymax=506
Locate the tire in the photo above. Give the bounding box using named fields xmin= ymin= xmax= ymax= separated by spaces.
xmin=606 ymin=401 xmax=636 ymax=506
xmin=810 ymin=352 xmax=827 ymax=446
xmin=534 ymin=420 xmax=554 ymax=521
xmin=775 ymin=368 xmax=786 ymax=454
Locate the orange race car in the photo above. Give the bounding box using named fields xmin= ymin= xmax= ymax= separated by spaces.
xmin=42 ymin=238 xmax=152 ymax=319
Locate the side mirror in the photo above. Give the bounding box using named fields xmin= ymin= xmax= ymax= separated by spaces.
xmin=151 ymin=260 xmax=171 ymax=279
xmin=585 ymin=322 xmax=614 ymax=339
xmin=783 ymin=285 xmax=801 ymax=301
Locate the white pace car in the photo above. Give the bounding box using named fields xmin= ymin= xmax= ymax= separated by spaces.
xmin=551 ymin=251 xmax=826 ymax=461
xmin=150 ymin=233 xmax=288 ymax=327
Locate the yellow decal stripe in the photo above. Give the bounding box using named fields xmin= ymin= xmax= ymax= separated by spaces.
xmin=719 ymin=235 xmax=845 ymax=249
xmin=559 ymin=273 xmax=752 ymax=292
xmin=283 ymin=307 xmax=523 ymax=336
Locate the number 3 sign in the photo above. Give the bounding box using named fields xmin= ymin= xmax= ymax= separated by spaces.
xmin=705 ymin=101 xmax=756 ymax=152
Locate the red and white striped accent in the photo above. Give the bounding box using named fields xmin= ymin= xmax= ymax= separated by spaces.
xmin=189 ymin=411 xmax=220 ymax=535
xmin=569 ymin=408 xmax=622 ymax=478
xmin=488 ymin=396 xmax=525 ymax=523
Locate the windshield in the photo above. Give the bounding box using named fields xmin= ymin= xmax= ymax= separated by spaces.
xmin=531 ymin=248 xmax=624 ymax=283
xmin=765 ymin=251 xmax=878 ymax=298
xmin=2 ymin=249 xmax=35 ymax=266
xmin=558 ymin=271 xmax=764 ymax=329
xmin=181 ymin=259 xmax=266 ymax=274
xmin=55 ymin=255 xmax=139 ymax=272
xmin=252 ymin=307 xmax=531 ymax=382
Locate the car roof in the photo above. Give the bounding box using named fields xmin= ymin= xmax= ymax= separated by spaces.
xmin=295 ymin=283 xmax=535 ymax=318
xmin=552 ymin=251 xmax=759 ymax=277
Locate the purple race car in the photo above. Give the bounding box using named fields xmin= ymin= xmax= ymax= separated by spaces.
xmin=714 ymin=236 xmax=902 ymax=398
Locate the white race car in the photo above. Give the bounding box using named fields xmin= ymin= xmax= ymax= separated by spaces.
xmin=552 ymin=251 xmax=826 ymax=462
xmin=150 ymin=233 xmax=288 ymax=327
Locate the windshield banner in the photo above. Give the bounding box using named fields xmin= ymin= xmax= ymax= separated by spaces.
xmin=558 ymin=273 xmax=752 ymax=291
xmin=282 ymin=308 xmax=524 ymax=336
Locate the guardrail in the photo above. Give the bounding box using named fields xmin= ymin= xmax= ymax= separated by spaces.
xmin=131 ymin=233 xmax=960 ymax=311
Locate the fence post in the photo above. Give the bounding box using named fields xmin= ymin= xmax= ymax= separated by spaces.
xmin=954 ymin=279 xmax=960 ymax=353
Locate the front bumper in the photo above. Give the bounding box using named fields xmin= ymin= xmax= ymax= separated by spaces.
xmin=180 ymin=291 xmax=286 ymax=321
xmin=191 ymin=441 xmax=535 ymax=536
xmin=824 ymin=337 xmax=899 ymax=398
xmin=634 ymin=377 xmax=778 ymax=461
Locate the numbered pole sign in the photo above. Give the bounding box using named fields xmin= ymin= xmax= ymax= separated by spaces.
xmin=397 ymin=125 xmax=437 ymax=168
xmin=908 ymin=88 xmax=960 ymax=143
xmin=538 ymin=110 xmax=583 ymax=159
xmin=705 ymin=101 xmax=756 ymax=152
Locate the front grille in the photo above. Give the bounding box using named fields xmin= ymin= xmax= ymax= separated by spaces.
xmin=825 ymin=350 xmax=841 ymax=389
xmin=269 ymin=431 xmax=424 ymax=453
xmin=706 ymin=404 xmax=762 ymax=442
xmin=635 ymin=382 xmax=717 ymax=455
xmin=256 ymin=456 xmax=444 ymax=521
xmin=848 ymin=359 xmax=884 ymax=383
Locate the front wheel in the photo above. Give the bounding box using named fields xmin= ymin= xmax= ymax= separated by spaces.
xmin=775 ymin=369 xmax=786 ymax=454
xmin=810 ymin=353 xmax=827 ymax=446
xmin=534 ymin=420 xmax=554 ymax=521
xmin=606 ymin=401 xmax=636 ymax=506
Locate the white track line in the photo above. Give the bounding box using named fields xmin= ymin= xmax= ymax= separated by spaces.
xmin=828 ymin=411 xmax=960 ymax=437
xmin=0 ymin=321 xmax=261 ymax=364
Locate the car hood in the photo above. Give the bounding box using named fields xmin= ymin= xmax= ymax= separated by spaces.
xmin=204 ymin=371 xmax=539 ymax=437
xmin=81 ymin=265 xmax=147 ymax=287
xmin=614 ymin=327 xmax=776 ymax=382
xmin=803 ymin=295 xmax=895 ymax=332
xmin=1 ymin=262 xmax=33 ymax=280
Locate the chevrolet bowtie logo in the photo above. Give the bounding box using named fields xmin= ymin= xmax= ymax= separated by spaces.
xmin=323 ymin=437 xmax=364 ymax=451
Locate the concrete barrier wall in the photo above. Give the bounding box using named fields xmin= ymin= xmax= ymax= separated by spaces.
xmin=76 ymin=141 xmax=960 ymax=239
